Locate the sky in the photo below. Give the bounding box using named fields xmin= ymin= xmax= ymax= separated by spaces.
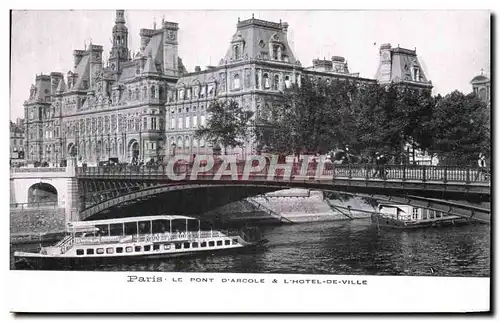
xmin=9 ymin=10 xmax=490 ymax=121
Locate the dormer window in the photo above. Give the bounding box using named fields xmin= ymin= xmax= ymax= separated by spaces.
xmin=412 ymin=67 xmax=420 ymax=82
xmin=233 ymin=74 xmax=241 ymax=90
xmin=273 ymin=45 xmax=279 ymax=60
xmin=233 ymin=45 xmax=240 ymax=60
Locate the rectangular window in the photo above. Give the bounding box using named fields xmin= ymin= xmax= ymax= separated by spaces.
xmin=175 ymin=243 xmax=182 ymax=249
xmin=97 ymin=248 xmax=105 ymax=254
xmin=185 ymin=117 xmax=190 ymax=128
xmin=201 ymin=115 xmax=206 ymax=126
xmin=116 ymin=247 xmax=123 ymax=254
xmin=143 ymin=117 xmax=147 ymax=130
xmin=192 ymin=117 xmax=198 ymax=128
xmin=153 ymin=244 xmax=160 ymax=251
xmin=152 ymin=117 xmax=157 ymax=130
xmin=164 ymin=244 xmax=171 ymax=250
xmin=225 ymin=240 xmax=231 ymax=246
xmin=144 ymin=245 xmax=151 ymax=252
xmin=192 ymin=242 xmax=199 ymax=248
xmin=110 ymin=223 xmax=124 ymax=236
xmin=217 ymin=241 xmax=223 ymax=246
xmin=126 ymin=246 xmax=133 ymax=253
xmin=201 ymin=242 xmax=207 ymax=247
xmin=179 ymin=118 xmax=183 ymax=129
xmin=86 ymin=249 xmax=94 ymax=255
xmin=134 ymin=246 xmax=141 ymax=252
xmin=106 ymin=247 xmax=114 ymax=254
xmin=171 ymin=118 xmax=175 ymax=129
xmin=208 ymin=241 xmax=215 ymax=247
xmin=76 ymin=249 xmax=84 ymax=256
xmin=183 ymin=242 xmax=190 ymax=249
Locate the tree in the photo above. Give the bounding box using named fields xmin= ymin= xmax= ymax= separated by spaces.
xmin=195 ymin=99 xmax=254 ymax=155
xmin=425 ymin=91 xmax=490 ymax=165
xmin=254 ymin=78 xmax=358 ymax=157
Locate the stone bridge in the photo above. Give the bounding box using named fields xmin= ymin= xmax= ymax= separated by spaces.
xmin=75 ymin=160 xmax=491 ymax=222
xmin=10 ymin=158 xmax=491 ymax=223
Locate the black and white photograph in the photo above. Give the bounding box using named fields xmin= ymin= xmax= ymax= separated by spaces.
xmin=6 ymin=4 xmax=492 ymax=313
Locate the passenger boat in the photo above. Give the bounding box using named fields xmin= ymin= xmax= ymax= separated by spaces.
xmin=371 ymin=203 xmax=473 ymax=229
xmin=14 ymin=215 xmax=267 ymax=270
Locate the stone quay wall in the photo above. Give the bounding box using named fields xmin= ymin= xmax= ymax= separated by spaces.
xmin=10 ymin=208 xmax=66 ymax=244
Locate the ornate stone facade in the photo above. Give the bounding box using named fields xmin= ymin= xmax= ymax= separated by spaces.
xmin=23 ymin=11 xmax=431 ymax=163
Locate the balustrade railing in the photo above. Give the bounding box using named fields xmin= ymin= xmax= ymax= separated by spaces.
xmin=10 ymin=201 xmax=64 ymax=209
xmin=76 ymin=163 xmax=490 ymax=184
xmin=11 ymin=167 xmax=66 ymax=173
xmin=69 ymin=230 xmax=237 ymax=247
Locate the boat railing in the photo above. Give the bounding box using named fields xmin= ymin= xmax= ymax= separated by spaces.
xmin=68 ymin=230 xmax=240 ymax=246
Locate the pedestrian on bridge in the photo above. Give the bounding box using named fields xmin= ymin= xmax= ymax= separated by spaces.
xmin=476 ymin=153 xmax=488 ymax=181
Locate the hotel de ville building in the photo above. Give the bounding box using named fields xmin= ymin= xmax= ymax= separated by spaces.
xmin=22 ymin=10 xmax=432 ymax=165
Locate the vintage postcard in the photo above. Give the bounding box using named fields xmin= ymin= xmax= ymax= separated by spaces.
xmin=7 ymin=6 xmax=491 ymax=313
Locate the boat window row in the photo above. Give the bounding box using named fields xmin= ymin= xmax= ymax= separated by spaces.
xmin=88 ymin=219 xmax=213 ymax=237
xmin=75 ymin=238 xmax=239 ymax=255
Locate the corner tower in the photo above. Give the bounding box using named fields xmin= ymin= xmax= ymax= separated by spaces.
xmin=108 ymin=10 xmax=129 ymax=75
xmin=162 ymin=20 xmax=179 ymax=77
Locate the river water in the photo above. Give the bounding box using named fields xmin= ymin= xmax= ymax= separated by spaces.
xmin=11 ymin=219 xmax=490 ymax=277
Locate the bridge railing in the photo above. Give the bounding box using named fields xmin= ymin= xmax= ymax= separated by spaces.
xmin=76 ymin=163 xmax=490 ymax=184
xmin=11 ymin=167 xmax=66 ymax=173
xmin=10 ymin=201 xmax=64 ymax=209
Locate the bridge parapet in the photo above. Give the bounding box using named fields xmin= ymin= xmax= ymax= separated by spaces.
xmin=76 ymin=163 xmax=490 ymax=185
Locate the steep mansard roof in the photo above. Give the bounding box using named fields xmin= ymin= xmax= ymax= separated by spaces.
xmin=221 ymin=17 xmax=298 ymax=65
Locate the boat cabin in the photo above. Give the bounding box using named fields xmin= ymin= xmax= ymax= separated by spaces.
xmin=378 ymin=203 xmax=446 ymax=221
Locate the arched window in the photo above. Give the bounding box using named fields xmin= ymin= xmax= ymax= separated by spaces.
xmin=284 ymin=75 xmax=291 ymax=89
xmin=263 ymin=74 xmax=270 ymax=89
xmin=185 ymin=136 xmax=191 ymax=148
xmin=135 ymin=88 xmax=139 ymax=100
xmin=233 ymin=74 xmax=241 ymax=90
xmin=179 ymin=89 xmax=184 ymax=100
xmin=128 ymin=89 xmax=132 ymax=100
xmin=151 ymin=86 xmax=156 ymax=99
xmin=177 ymin=137 xmax=183 ymax=149
xmin=143 ymin=86 xmax=147 ymax=99
xmin=273 ymin=75 xmax=279 ymax=90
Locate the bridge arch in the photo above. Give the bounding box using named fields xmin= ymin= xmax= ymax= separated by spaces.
xmin=28 ymin=182 xmax=58 ymax=204
xmin=79 ymin=182 xmax=490 ymax=223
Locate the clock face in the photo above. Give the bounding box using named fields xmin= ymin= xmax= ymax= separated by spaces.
xmin=168 ymin=30 xmax=176 ymax=41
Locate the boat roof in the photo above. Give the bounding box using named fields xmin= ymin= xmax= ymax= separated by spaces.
xmin=68 ymin=215 xmax=196 ymax=229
